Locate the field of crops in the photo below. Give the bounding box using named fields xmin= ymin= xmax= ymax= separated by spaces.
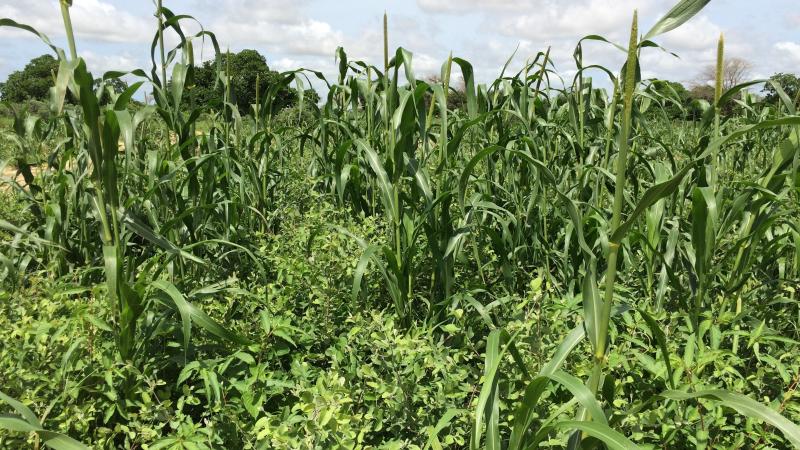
xmin=1 ymin=0 xmax=799 ymax=448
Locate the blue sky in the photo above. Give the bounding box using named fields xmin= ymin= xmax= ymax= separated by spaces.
xmin=1 ymin=0 xmax=798 ymax=91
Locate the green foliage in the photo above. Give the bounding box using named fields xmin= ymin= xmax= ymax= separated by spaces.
xmin=0 ymin=54 xmax=58 ymax=102
xmin=93 ymin=77 xmax=129 ymax=106
xmin=763 ymin=72 xmax=800 ymax=105
xmin=183 ymin=49 xmax=316 ymax=113
xmin=648 ymin=80 xmax=691 ymax=119
xmin=1 ymin=0 xmax=800 ymax=448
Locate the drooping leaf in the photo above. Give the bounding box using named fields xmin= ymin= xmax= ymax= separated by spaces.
xmin=661 ymin=389 xmax=800 ymax=447
xmin=644 ymin=0 xmax=711 ymax=40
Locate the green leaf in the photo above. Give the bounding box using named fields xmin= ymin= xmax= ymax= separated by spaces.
xmin=548 ymin=371 xmax=607 ymax=425
xmin=0 ymin=414 xmax=39 ymax=432
xmin=151 ymin=280 xmax=251 ymax=361
xmin=644 ymin=0 xmax=711 ymax=40
xmin=425 ymin=409 xmax=463 ymax=450
xmin=0 ymin=390 xmax=41 ymax=426
xmin=718 ymin=80 xmax=767 ymax=109
xmin=119 ymin=208 xmax=206 ymax=265
xmin=0 ymin=392 xmax=88 ymax=450
xmin=452 ymin=57 xmax=477 ymax=119
xmin=541 ymin=323 xmax=586 ymax=376
xmin=637 ymin=309 xmax=675 ymax=389
xmin=553 ymin=421 xmax=640 ymax=450
xmin=704 ymin=117 xmax=800 ymax=159
xmin=660 ymin=389 xmax=800 ymax=447
xmin=458 ymin=145 xmax=501 ymax=208
xmin=691 ymin=186 xmax=717 ymax=288
xmin=512 ymin=145 xmax=595 ymax=260
xmin=170 ymin=62 xmax=188 ymax=107
xmin=356 ymin=139 xmax=398 ymax=223
xmin=0 ymin=219 xmax=62 ymax=248
xmin=472 ymin=329 xmax=504 ymax=450
xmin=0 ymin=18 xmax=64 ymax=56
xmin=582 ymin=264 xmax=603 ymax=353
xmin=114 ymin=80 xmax=144 ymax=111
xmin=38 ymin=431 xmax=91 ymax=450
xmin=610 ymin=163 xmax=693 ymax=243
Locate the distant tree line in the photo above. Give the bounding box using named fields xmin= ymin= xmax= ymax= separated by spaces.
xmin=648 ymin=58 xmax=799 ymax=120
xmin=0 ymin=54 xmax=130 ymax=111
xmin=1 ymin=52 xmax=797 ymax=117
xmin=0 ymin=49 xmax=318 ymax=113
xmin=183 ymin=49 xmax=319 ymax=113
xmin=0 ymin=54 xmax=59 ymax=103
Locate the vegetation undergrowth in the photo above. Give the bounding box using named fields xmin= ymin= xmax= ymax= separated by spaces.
xmin=1 ymin=0 xmax=799 ymax=448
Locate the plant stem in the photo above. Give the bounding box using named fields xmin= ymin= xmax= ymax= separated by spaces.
xmin=531 ymin=46 xmax=551 ymax=123
xmin=255 ymin=72 xmax=260 ymax=132
xmin=59 ymin=0 xmax=77 ymax=61
xmin=383 ymin=12 xmax=389 ymax=77
xmin=712 ymin=33 xmax=724 ymax=186
xmin=157 ymin=0 xmax=168 ymax=87
xmin=592 ymin=10 xmax=638 ymax=393
xmin=597 ymin=79 xmax=619 ymax=209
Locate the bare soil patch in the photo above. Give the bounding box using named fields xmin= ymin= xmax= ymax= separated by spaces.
xmin=1 ymin=164 xmax=45 ymax=191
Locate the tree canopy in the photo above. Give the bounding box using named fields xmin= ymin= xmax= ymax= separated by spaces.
xmin=650 ymin=80 xmax=691 ymax=119
xmin=695 ymin=57 xmax=753 ymax=92
xmin=184 ymin=49 xmax=317 ymax=113
xmin=0 ymin=50 xmax=318 ymax=113
xmin=762 ymin=73 xmax=800 ymax=105
xmin=0 ymin=54 xmax=58 ymax=102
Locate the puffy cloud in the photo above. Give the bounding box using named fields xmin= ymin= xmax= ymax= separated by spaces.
xmin=210 ymin=18 xmax=344 ymax=56
xmin=0 ymin=0 xmax=151 ymax=43
xmin=497 ymin=0 xmax=660 ymax=41
xmin=775 ymin=42 xmax=800 ymax=64
xmin=657 ymin=16 xmax=721 ymax=52
xmin=0 ymin=0 xmax=791 ymax=92
xmin=80 ymin=50 xmax=141 ymax=74
xmin=196 ymin=0 xmax=314 ymax=26
xmin=271 ymin=57 xmax=301 ymax=72
xmin=409 ymin=0 xmax=713 ymax=86
xmin=416 ymin=0 xmax=518 ymax=14
xmin=189 ymin=0 xmax=343 ymax=57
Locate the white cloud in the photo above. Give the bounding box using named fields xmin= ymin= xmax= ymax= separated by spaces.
xmin=442 ymin=0 xmax=777 ymax=88
xmin=193 ymin=0 xmax=343 ymax=57
xmin=272 ymin=57 xmax=301 ymax=72
xmin=416 ymin=0 xmax=518 ymax=13
xmin=658 ymin=16 xmax=721 ymax=52
xmin=499 ymin=0 xmax=658 ymax=41
xmin=0 ymin=0 xmax=792 ymax=93
xmin=341 ymin=13 xmax=444 ymax=69
xmin=198 ymin=0 xmax=313 ymax=25
xmin=413 ymin=0 xmax=673 ymax=88
xmin=80 ymin=50 xmax=140 ymax=75
xmin=0 ymin=0 xmax=151 ymax=43
xmin=409 ymin=52 xmax=441 ymax=75
xmin=775 ymin=41 xmax=800 ymax=65
xmin=212 ymin=18 xmax=343 ymax=56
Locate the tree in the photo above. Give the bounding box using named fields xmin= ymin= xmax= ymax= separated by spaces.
xmin=94 ymin=77 xmax=129 ymax=106
xmin=0 ymin=54 xmax=59 ymax=102
xmin=184 ymin=49 xmax=311 ymax=113
xmin=693 ymin=56 xmax=752 ymax=94
xmin=650 ymin=80 xmax=691 ymax=119
xmin=762 ymin=73 xmax=800 ymax=105
xmin=226 ymin=49 xmax=270 ymax=112
xmin=688 ymin=84 xmax=715 ymax=103
xmin=687 ymin=58 xmax=753 ymax=118
xmin=424 ymin=75 xmax=467 ymax=111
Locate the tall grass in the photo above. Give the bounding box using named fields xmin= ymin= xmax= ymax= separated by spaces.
xmin=1 ymin=0 xmax=800 ymax=447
